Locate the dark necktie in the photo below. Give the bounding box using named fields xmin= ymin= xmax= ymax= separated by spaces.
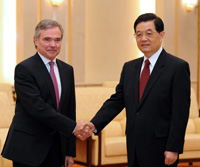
xmin=49 ymin=61 xmax=59 ymax=110
xmin=139 ymin=59 xmax=150 ymax=101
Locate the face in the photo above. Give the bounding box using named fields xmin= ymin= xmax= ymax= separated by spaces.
xmin=33 ymin=27 xmax=62 ymax=60
xmin=135 ymin=20 xmax=165 ymax=58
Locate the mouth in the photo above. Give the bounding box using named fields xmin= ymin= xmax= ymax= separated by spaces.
xmin=47 ymin=50 xmax=57 ymax=52
xmin=141 ymin=44 xmax=150 ymax=47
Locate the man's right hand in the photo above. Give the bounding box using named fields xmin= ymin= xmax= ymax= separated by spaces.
xmin=73 ymin=120 xmax=95 ymax=141
xmin=85 ymin=122 xmax=96 ymax=133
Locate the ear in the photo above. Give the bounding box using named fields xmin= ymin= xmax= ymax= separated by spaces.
xmin=33 ymin=35 xmax=37 ymax=42
xmin=159 ymin=31 xmax=165 ymax=42
xmin=33 ymin=36 xmax=38 ymax=47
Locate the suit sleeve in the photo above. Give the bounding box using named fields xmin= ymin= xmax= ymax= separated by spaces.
xmin=14 ymin=63 xmax=76 ymax=138
xmin=166 ymin=61 xmax=190 ymax=153
xmin=91 ymin=64 xmax=126 ymax=133
xmin=65 ymin=68 xmax=76 ymax=157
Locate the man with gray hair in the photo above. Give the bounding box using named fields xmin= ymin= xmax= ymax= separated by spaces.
xmin=1 ymin=19 xmax=90 ymax=167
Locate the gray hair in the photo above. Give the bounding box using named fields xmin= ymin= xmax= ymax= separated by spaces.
xmin=35 ymin=19 xmax=64 ymax=39
xmin=34 ymin=19 xmax=64 ymax=48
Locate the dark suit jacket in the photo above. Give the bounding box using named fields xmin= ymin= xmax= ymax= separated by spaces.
xmin=91 ymin=49 xmax=190 ymax=167
xmin=1 ymin=53 xmax=76 ymax=166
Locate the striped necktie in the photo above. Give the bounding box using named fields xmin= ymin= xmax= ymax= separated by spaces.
xmin=49 ymin=61 xmax=59 ymax=110
xmin=139 ymin=59 xmax=150 ymax=101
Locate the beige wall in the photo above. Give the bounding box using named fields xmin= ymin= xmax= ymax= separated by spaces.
xmin=0 ymin=0 xmax=3 ymax=82
xmin=0 ymin=0 xmax=198 ymax=96
xmin=84 ymin=0 xmax=139 ymax=83
xmin=70 ymin=0 xmax=86 ymax=83
xmin=71 ymin=0 xmax=198 ymax=89
xmin=17 ymin=0 xmax=37 ymax=63
xmin=16 ymin=0 xmax=68 ymax=64
xmin=176 ymin=1 xmax=198 ymax=91
xmin=156 ymin=0 xmax=176 ymax=54
xmin=156 ymin=0 xmax=198 ymax=92
xmin=70 ymin=0 xmax=140 ymax=83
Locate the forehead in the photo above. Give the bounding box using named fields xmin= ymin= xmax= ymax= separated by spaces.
xmin=136 ymin=20 xmax=156 ymax=32
xmin=40 ymin=27 xmax=62 ymax=38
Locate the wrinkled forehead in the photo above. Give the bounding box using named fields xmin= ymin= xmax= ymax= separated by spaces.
xmin=135 ymin=20 xmax=156 ymax=32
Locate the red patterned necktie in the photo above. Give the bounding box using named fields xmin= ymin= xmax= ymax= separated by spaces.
xmin=49 ymin=61 xmax=59 ymax=110
xmin=139 ymin=59 xmax=150 ymax=101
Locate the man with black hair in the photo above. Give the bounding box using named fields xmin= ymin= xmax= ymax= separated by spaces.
xmin=88 ymin=13 xmax=190 ymax=167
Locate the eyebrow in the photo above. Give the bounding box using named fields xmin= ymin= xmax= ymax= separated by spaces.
xmin=43 ymin=37 xmax=62 ymax=39
xmin=136 ymin=29 xmax=154 ymax=33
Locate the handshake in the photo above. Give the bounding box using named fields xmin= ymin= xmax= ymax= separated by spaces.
xmin=73 ymin=120 xmax=96 ymax=141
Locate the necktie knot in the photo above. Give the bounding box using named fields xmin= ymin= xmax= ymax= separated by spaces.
xmin=49 ymin=61 xmax=54 ymax=68
xmin=145 ymin=59 xmax=150 ymax=66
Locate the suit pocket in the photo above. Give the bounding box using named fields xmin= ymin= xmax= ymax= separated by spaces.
xmin=14 ymin=124 xmax=38 ymax=136
xmin=155 ymin=128 xmax=169 ymax=138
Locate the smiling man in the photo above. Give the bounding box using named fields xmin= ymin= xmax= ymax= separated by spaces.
xmin=1 ymin=19 xmax=91 ymax=167
xmin=88 ymin=13 xmax=191 ymax=167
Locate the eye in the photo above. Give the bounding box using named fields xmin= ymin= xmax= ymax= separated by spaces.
xmin=43 ymin=38 xmax=50 ymax=42
xmin=146 ymin=32 xmax=153 ymax=36
xmin=55 ymin=38 xmax=61 ymax=42
xmin=136 ymin=33 xmax=142 ymax=37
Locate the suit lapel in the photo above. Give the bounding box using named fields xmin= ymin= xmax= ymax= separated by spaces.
xmin=56 ymin=60 xmax=68 ymax=113
xmin=132 ymin=58 xmax=143 ymax=106
xmin=138 ymin=50 xmax=166 ymax=108
xmin=34 ymin=53 xmax=57 ymax=109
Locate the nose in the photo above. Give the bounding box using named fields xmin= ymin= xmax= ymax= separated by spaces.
xmin=141 ymin=34 xmax=148 ymax=40
xmin=50 ymin=40 xmax=56 ymax=46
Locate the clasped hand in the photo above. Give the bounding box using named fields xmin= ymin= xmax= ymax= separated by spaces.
xmin=73 ymin=120 xmax=95 ymax=141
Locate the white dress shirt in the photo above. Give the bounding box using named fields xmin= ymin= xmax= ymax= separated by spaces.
xmin=140 ymin=47 xmax=163 ymax=77
xmin=38 ymin=52 xmax=62 ymax=99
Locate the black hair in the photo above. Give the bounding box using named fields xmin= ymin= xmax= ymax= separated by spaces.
xmin=134 ymin=13 xmax=164 ymax=33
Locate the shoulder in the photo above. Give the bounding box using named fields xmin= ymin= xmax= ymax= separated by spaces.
xmin=15 ymin=54 xmax=37 ymax=71
xmin=163 ymin=49 xmax=189 ymax=66
xmin=18 ymin=55 xmax=36 ymax=65
xmin=56 ymin=59 xmax=74 ymax=72
xmin=160 ymin=50 xmax=190 ymax=75
xmin=120 ymin=57 xmax=143 ymax=72
xmin=124 ymin=57 xmax=143 ymax=67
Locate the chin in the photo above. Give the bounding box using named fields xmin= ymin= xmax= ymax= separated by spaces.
xmin=141 ymin=49 xmax=150 ymax=53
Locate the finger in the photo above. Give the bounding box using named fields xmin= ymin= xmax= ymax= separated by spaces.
xmin=65 ymin=161 xmax=68 ymax=167
xmin=74 ymin=132 xmax=80 ymax=137
xmin=76 ymin=134 xmax=83 ymax=140
xmin=86 ymin=129 xmax=92 ymax=137
xmin=165 ymin=159 xmax=169 ymax=165
xmin=164 ymin=155 xmax=170 ymax=165
xmin=88 ymin=122 xmax=96 ymax=132
xmin=83 ymin=128 xmax=92 ymax=137
xmin=83 ymin=126 xmax=89 ymax=132
xmin=80 ymin=120 xmax=87 ymax=129
xmin=82 ymin=135 xmax=88 ymax=141
xmin=81 ymin=127 xmax=91 ymax=136
xmin=82 ymin=124 xmax=90 ymax=130
xmin=68 ymin=160 xmax=74 ymax=167
xmin=87 ymin=122 xmax=94 ymax=128
xmin=78 ymin=135 xmax=85 ymax=141
xmin=77 ymin=120 xmax=85 ymax=129
xmin=165 ymin=158 xmax=174 ymax=166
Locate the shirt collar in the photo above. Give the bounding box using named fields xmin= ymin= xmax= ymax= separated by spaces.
xmin=143 ymin=47 xmax=163 ymax=67
xmin=38 ymin=52 xmax=57 ymax=66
